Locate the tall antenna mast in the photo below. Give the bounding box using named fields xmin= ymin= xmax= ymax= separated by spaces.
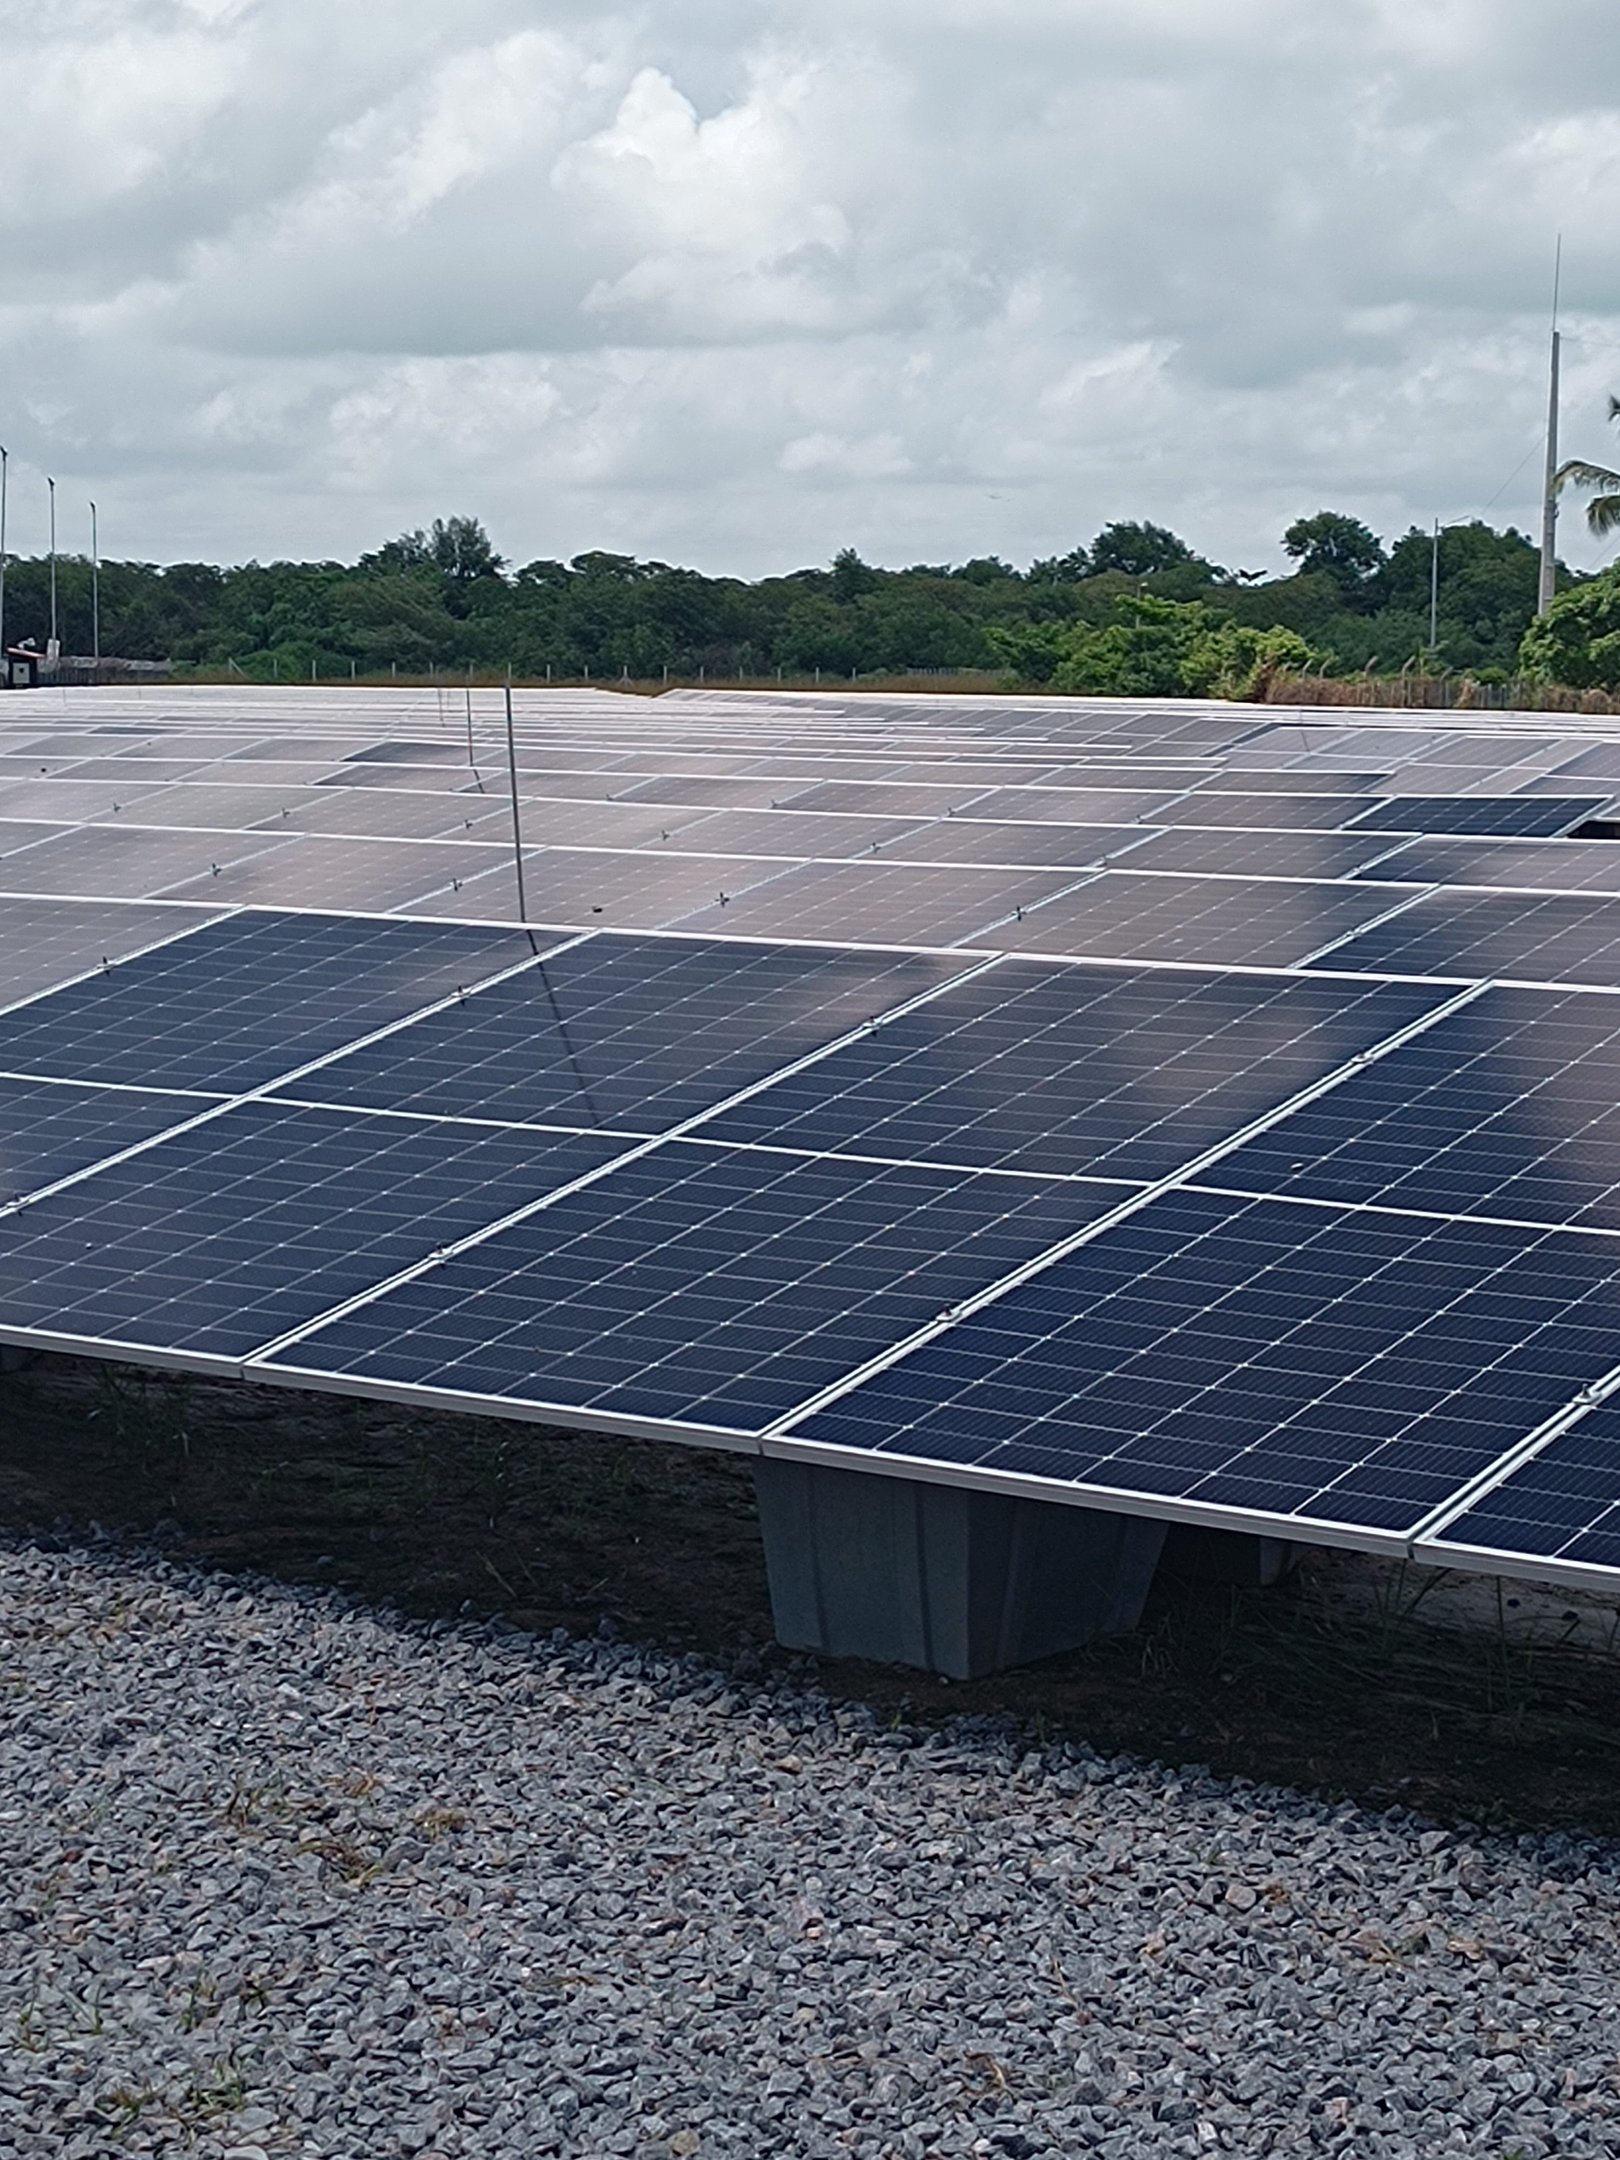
xmin=1537 ymin=237 xmax=1563 ymax=617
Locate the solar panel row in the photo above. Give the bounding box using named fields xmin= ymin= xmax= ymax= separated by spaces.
xmin=9 ymin=685 xmax=1620 ymax=1614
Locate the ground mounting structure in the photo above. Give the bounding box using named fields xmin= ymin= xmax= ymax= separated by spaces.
xmin=4 ymin=683 xmax=1620 ymax=1674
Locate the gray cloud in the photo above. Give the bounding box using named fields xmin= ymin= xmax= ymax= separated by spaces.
xmin=1 ymin=0 xmax=1617 ymax=575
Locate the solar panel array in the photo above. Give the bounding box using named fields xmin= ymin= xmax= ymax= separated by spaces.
xmin=6 ymin=681 xmax=1620 ymax=1598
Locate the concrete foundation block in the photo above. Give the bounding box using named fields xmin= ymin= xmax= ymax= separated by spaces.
xmin=1158 ymin=1523 xmax=1304 ymax=1588
xmin=754 ymin=1458 xmax=1166 ymax=1680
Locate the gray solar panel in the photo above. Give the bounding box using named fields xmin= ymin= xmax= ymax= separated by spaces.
xmin=1307 ymin=889 xmax=1620 ymax=987
xmin=986 ymin=870 xmax=1413 ymax=967
xmin=703 ymin=961 xmax=1446 ymax=1179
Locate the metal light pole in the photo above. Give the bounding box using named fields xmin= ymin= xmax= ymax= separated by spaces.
xmin=504 ymin=679 xmax=528 ymax=922
xmin=1537 ymin=241 xmax=1563 ymax=618
xmin=89 ymin=501 xmax=100 ymax=665
xmin=46 ymin=475 xmax=57 ymax=652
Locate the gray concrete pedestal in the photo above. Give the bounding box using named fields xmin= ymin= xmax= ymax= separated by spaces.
xmin=753 ymin=1459 xmax=1166 ymax=1680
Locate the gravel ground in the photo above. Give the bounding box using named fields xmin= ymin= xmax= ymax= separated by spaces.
xmin=4 ymin=1535 xmax=1620 ymax=2160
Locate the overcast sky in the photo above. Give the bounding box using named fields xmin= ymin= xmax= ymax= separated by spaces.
xmin=4 ymin=0 xmax=1620 ymax=578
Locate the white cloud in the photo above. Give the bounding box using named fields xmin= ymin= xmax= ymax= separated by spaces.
xmin=0 ymin=0 xmax=1617 ymax=575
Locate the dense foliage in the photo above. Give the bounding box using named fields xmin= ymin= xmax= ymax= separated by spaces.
xmin=0 ymin=509 xmax=1588 ymax=686
xmin=1519 ymin=570 xmax=1620 ymax=689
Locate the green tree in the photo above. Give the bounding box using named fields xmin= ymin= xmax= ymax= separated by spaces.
xmin=830 ymin=547 xmax=880 ymax=602
xmin=1519 ymin=569 xmax=1620 ymax=688
xmin=1089 ymin=521 xmax=1209 ymax=578
xmin=1281 ymin=511 xmax=1386 ymax=601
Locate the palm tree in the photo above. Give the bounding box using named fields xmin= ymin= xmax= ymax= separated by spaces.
xmin=1557 ymin=397 xmax=1620 ymax=537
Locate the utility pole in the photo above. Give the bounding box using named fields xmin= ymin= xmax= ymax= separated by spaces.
xmin=1537 ymin=240 xmax=1563 ymax=617
xmin=0 ymin=446 xmax=8 ymax=669
xmin=1429 ymin=519 xmax=1441 ymax=652
xmin=504 ymin=678 xmax=528 ymax=922
xmin=46 ymin=475 xmax=57 ymax=652
xmin=89 ymin=501 xmax=100 ymax=664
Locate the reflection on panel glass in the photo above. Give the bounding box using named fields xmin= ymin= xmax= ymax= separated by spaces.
xmin=0 ymin=822 xmax=290 ymax=900
xmin=278 ymin=931 xmax=971 ymax=1128
xmin=0 ymin=897 xmax=220 ymax=1012
xmin=1310 ymin=890 xmax=1620 ymax=987
xmin=0 ymin=1104 xmax=625 ymax=1357
xmin=1214 ymin=985 xmax=1620 ymax=1230
xmin=991 ymin=870 xmax=1406 ymax=967
xmin=674 ymin=860 xmax=1072 ymax=948
xmin=0 ymin=909 xmax=544 ymax=1090
xmin=707 ymin=960 xmax=1443 ymax=1179
xmin=159 ymin=834 xmax=508 ymax=912
xmin=1354 ymin=837 xmax=1620 ymax=894
xmin=1119 ymin=828 xmax=1398 ymax=881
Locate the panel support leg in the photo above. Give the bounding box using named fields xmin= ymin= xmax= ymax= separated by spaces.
xmin=753 ymin=1459 xmax=1166 ymax=1680
xmin=1158 ymin=1523 xmax=1305 ymax=1588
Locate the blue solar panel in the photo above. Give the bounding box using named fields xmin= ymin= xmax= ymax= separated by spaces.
xmin=1209 ymin=986 xmax=1620 ymax=1230
xmin=0 ymin=910 xmax=550 ymax=1093
xmin=275 ymin=933 xmax=969 ymax=1132
xmin=703 ymin=961 xmax=1445 ymax=1179
xmin=1350 ymin=796 xmax=1605 ymax=839
xmin=0 ymin=1106 xmax=624 ymax=1358
xmin=784 ymin=1189 xmax=1620 ymax=1534
xmin=0 ymin=1077 xmax=205 ymax=1205
xmin=1429 ymin=1406 xmax=1620 ymax=1570
xmin=1306 ymin=890 xmax=1620 ymax=987
xmin=264 ymin=1142 xmax=1127 ymax=1433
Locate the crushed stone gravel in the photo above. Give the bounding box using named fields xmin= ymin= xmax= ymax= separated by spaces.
xmin=3 ymin=1530 xmax=1619 ymax=2159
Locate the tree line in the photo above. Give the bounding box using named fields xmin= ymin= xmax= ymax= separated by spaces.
xmin=1 ymin=507 xmax=1614 ymax=693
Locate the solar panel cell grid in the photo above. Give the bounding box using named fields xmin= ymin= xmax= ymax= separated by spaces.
xmin=1353 ymin=838 xmax=1620 ymax=894
xmin=786 ymin=1189 xmax=1620 ymax=1534
xmin=158 ymin=833 xmax=510 ymax=914
xmin=987 ymin=870 xmax=1410 ymax=967
xmin=265 ymin=1141 xmax=1128 ymax=1433
xmin=963 ymin=787 xmax=1174 ymax=825
xmin=1118 ymin=829 xmax=1401 ymax=881
xmin=1157 ymin=792 xmax=1371 ymax=831
xmin=873 ymin=820 xmax=1145 ymax=870
xmin=0 ymin=822 xmax=292 ymax=900
xmin=1309 ymin=890 xmax=1620 ymax=987
xmin=0 ymin=910 xmax=548 ymax=1091
xmin=1430 ymin=1406 xmax=1620 ymax=1568
xmin=1351 ymin=796 xmax=1605 ymax=839
xmin=1209 ymin=985 xmax=1620 ymax=1231
xmin=0 ymin=1076 xmax=207 ymax=1204
xmin=704 ymin=960 xmax=1445 ymax=1179
xmin=0 ymin=897 xmax=222 ymax=1012
xmin=275 ymin=931 xmax=969 ymax=1130
xmin=674 ymin=861 xmax=1073 ymax=947
xmin=0 ymin=1105 xmax=627 ymax=1358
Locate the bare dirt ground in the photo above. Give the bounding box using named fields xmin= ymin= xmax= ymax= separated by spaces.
xmin=4 ymin=1354 xmax=1620 ymax=1839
